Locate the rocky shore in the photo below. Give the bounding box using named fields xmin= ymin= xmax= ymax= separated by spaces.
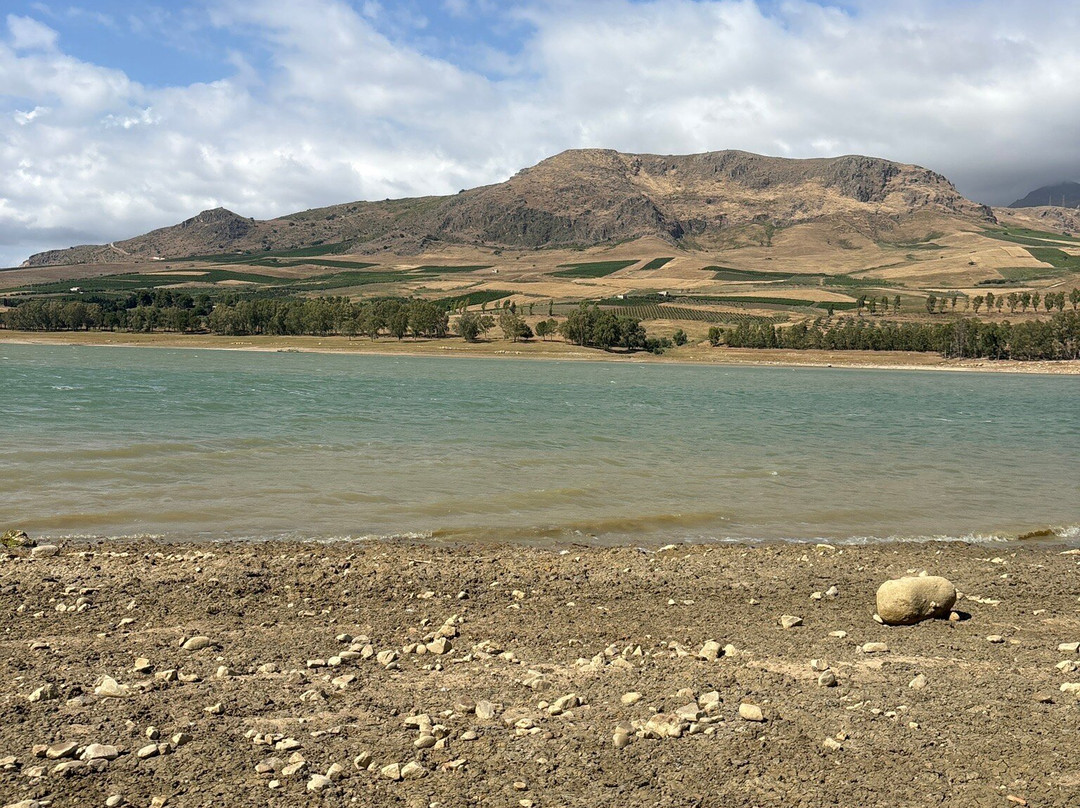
xmin=1 ymin=538 xmax=1078 ymax=807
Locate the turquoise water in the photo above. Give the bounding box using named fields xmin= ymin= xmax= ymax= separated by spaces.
xmin=1 ymin=343 xmax=1077 ymax=545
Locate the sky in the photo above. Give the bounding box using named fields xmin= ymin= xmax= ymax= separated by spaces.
xmin=2 ymin=0 xmax=1078 ymax=267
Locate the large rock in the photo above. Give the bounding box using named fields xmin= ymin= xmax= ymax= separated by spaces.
xmin=1 ymin=530 xmax=35 ymax=549
xmin=876 ymin=576 xmax=956 ymax=625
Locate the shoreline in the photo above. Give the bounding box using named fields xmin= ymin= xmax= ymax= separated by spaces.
xmin=2 ymin=537 xmax=1078 ymax=806
xmin=3 ymin=330 xmax=1079 ymax=375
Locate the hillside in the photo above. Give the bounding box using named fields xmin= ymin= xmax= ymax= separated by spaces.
xmin=1009 ymin=181 xmax=1080 ymax=209
xmin=23 ymin=150 xmax=996 ymax=267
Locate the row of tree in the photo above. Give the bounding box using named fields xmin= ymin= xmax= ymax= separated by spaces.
xmin=719 ymin=312 xmax=1080 ymax=360
xmin=0 ymin=297 xmax=453 ymax=340
xmin=926 ymin=289 xmax=1079 ymax=315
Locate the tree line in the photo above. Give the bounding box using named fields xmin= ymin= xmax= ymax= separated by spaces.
xmin=719 ymin=312 xmax=1080 ymax=360
xmin=0 ymin=295 xmax=453 ymax=339
xmin=0 ymin=296 xmax=667 ymax=352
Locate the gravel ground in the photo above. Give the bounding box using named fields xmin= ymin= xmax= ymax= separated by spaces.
xmin=1 ymin=539 xmax=1079 ymax=808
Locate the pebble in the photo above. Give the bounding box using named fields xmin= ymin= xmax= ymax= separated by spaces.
xmin=28 ymin=683 xmax=59 ymax=703
xmin=426 ymin=637 xmax=452 ymax=655
xmin=780 ymin=615 xmax=803 ymax=629
xmin=380 ymin=763 xmax=403 ymax=781
xmin=30 ymin=545 xmax=59 ymax=558
xmin=281 ymin=761 xmax=307 ymax=777
xmin=822 ymin=736 xmax=843 ymax=751
xmin=738 ymin=703 xmax=765 ymax=722
xmin=106 ymin=796 xmax=124 ymax=807
xmin=181 ymin=636 xmax=212 ymax=651
xmin=307 ymin=774 xmax=332 ymax=791
xmin=548 ymin=693 xmax=580 ymax=715
xmin=817 ymin=670 xmax=838 ymax=687
xmin=460 ymin=731 xmax=478 ymax=741
xmin=414 ymin=735 xmax=437 ymax=749
xmin=1058 ymin=642 xmax=1080 ymax=653
xmin=353 ymin=752 xmax=373 ymax=770
xmin=987 ymin=635 xmax=1005 ymax=644
xmin=80 ymin=744 xmax=120 ymax=761
xmin=170 ymin=732 xmax=192 ymax=748
xmin=620 ymin=692 xmax=643 ymax=706
xmin=861 ymin=642 xmax=889 ymax=654
xmin=136 ymin=744 xmax=160 ymax=760
xmin=909 ymin=674 xmax=928 ymax=690
xmin=1058 ymin=682 xmax=1080 ymax=693
xmin=376 ymin=650 xmax=398 ymax=667
xmin=810 ymin=659 xmax=829 ymax=672
xmin=133 ymin=658 xmax=152 ymax=673
xmin=829 ymin=631 xmax=847 ymax=639
xmin=698 ymin=640 xmax=722 ymax=660
xmin=45 ymin=742 xmax=78 ymax=760
xmin=401 ymin=761 xmax=427 ymax=780
xmin=94 ymin=676 xmax=131 ymax=698
xmin=613 ymin=728 xmax=630 ymax=748
xmin=475 ymin=700 xmax=499 ymax=720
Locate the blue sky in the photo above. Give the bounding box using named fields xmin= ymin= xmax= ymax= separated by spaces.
xmin=2 ymin=0 xmax=1078 ymax=266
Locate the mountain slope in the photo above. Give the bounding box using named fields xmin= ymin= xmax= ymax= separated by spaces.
xmin=24 ymin=149 xmax=996 ymax=266
xmin=1009 ymin=181 xmax=1080 ymax=209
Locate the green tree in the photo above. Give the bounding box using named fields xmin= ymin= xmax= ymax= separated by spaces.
xmin=707 ymin=326 xmax=722 ymax=346
xmin=454 ymin=311 xmax=494 ymax=342
xmin=672 ymin=328 xmax=688 ymax=346
xmin=498 ymin=310 xmax=532 ymax=342
xmin=1071 ymin=288 xmax=1080 ymax=311
xmin=925 ymin=294 xmax=937 ymax=314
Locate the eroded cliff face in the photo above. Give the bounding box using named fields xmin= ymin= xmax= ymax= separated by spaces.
xmin=25 ymin=149 xmax=996 ymax=266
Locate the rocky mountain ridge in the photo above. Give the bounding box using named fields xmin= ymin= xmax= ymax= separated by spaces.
xmin=24 ymin=149 xmax=997 ymax=266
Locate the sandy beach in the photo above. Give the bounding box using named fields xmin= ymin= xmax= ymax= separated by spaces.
xmin=3 ymin=330 xmax=1079 ymax=375
xmin=2 ymin=538 xmax=1078 ymax=807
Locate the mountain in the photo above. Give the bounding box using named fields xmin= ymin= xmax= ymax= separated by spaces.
xmin=23 ymin=149 xmax=997 ymax=267
xmin=1009 ymin=181 xmax=1080 ymax=209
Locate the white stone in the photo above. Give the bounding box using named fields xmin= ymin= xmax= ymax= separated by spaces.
xmin=738 ymin=703 xmax=765 ymax=722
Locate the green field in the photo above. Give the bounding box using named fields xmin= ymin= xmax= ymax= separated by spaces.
xmin=14 ymin=269 xmax=283 ymax=294
xmin=435 ymin=289 xmax=515 ymax=309
xmin=707 ymin=266 xmax=795 ymax=281
xmin=1026 ymin=247 xmax=1080 ymax=270
xmin=640 ymin=257 xmax=674 ymax=271
xmin=551 ymin=260 xmax=638 ymax=278
xmin=613 ymin=304 xmax=787 ymax=325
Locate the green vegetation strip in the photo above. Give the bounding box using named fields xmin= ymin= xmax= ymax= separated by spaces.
xmin=981 ymin=227 xmax=1080 ymax=248
xmin=640 ymin=257 xmax=674 ymax=271
xmin=412 ymin=265 xmax=492 ymax=274
xmin=551 ymin=260 xmax=638 ymax=278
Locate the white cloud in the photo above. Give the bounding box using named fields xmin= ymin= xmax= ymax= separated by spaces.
xmin=13 ymin=104 xmax=49 ymax=125
xmin=7 ymin=14 xmax=59 ymax=51
xmin=2 ymin=0 xmax=1080 ymax=267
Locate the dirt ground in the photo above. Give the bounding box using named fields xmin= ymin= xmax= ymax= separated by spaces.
xmin=1 ymin=538 xmax=1079 ymax=807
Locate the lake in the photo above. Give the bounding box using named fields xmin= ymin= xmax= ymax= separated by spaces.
xmin=1 ymin=343 xmax=1077 ymax=545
